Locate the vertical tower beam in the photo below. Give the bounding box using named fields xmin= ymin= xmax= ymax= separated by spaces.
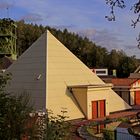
xmin=0 ymin=18 xmax=17 ymax=60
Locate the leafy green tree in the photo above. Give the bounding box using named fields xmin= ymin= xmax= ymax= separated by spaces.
xmin=16 ymin=20 xmax=45 ymax=55
xmin=117 ymin=56 xmax=138 ymax=77
xmin=44 ymin=110 xmax=71 ymax=140
xmin=14 ymin=20 xmax=139 ymax=77
xmin=107 ymin=50 xmax=125 ymax=75
xmin=0 ymin=74 xmax=33 ymax=140
xmin=0 ymin=74 xmax=71 ymax=140
xmin=108 ymin=50 xmax=120 ymax=69
xmin=28 ymin=109 xmax=71 ymax=140
xmin=95 ymin=46 xmax=108 ymax=68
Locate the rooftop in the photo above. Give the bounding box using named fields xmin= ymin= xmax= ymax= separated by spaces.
xmin=68 ymin=83 xmax=113 ymax=89
xmin=112 ymin=78 xmax=138 ymax=86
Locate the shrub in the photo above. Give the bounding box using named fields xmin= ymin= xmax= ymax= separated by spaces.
xmin=103 ymin=129 xmax=116 ymax=140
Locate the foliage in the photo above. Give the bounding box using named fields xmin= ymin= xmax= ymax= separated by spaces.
xmin=86 ymin=126 xmax=102 ymax=138
xmin=7 ymin=20 xmax=137 ymax=77
xmin=102 ymin=120 xmax=117 ymax=140
xmin=0 ymin=18 xmax=17 ymax=56
xmin=86 ymin=127 xmax=96 ymax=136
xmin=0 ymin=73 xmax=11 ymax=90
xmin=0 ymin=18 xmax=15 ymax=28
xmin=0 ymin=74 xmax=33 ymax=140
xmin=105 ymin=0 xmax=140 ymax=25
xmin=103 ymin=128 xmax=116 ymax=140
xmin=105 ymin=0 xmax=140 ymax=47
xmin=29 ymin=109 xmax=71 ymax=140
xmin=44 ymin=110 xmax=71 ymax=140
xmin=0 ymin=74 xmax=71 ymax=140
xmin=116 ymin=117 xmax=129 ymax=123
xmin=16 ymin=20 xmax=46 ymax=55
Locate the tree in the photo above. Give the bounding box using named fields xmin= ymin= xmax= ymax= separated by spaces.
xmin=0 ymin=74 xmax=33 ymax=140
xmin=107 ymin=50 xmax=126 ymax=75
xmin=11 ymin=20 xmax=138 ymax=77
xmin=23 ymin=110 xmax=71 ymax=140
xmin=44 ymin=110 xmax=71 ymax=140
xmin=16 ymin=20 xmax=45 ymax=55
xmin=95 ymin=46 xmax=108 ymax=68
xmin=117 ymin=55 xmax=138 ymax=77
xmin=0 ymin=74 xmax=71 ymax=140
xmin=105 ymin=0 xmax=140 ymax=48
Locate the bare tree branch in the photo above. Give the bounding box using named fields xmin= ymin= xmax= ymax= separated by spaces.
xmin=131 ymin=0 xmax=140 ymax=28
xmin=137 ymin=33 xmax=140 ymax=49
xmin=105 ymin=0 xmax=126 ymax=21
xmin=105 ymin=0 xmax=140 ymax=48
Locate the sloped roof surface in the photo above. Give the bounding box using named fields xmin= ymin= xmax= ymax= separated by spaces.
xmin=6 ymin=30 xmax=131 ymax=120
xmin=112 ymin=78 xmax=138 ymax=86
xmin=47 ymin=31 xmax=105 ymax=119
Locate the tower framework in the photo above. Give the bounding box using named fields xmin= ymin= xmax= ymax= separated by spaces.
xmin=0 ymin=18 xmax=17 ymax=60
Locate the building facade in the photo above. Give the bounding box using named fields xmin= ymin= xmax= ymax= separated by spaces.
xmin=5 ymin=31 xmax=131 ymax=120
xmin=112 ymin=79 xmax=140 ymax=106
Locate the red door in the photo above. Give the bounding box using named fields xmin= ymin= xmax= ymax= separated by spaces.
xmin=99 ymin=100 xmax=105 ymax=118
xmin=135 ymin=91 xmax=140 ymax=105
xmin=92 ymin=101 xmax=98 ymax=119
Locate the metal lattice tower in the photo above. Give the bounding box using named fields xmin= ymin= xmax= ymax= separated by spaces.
xmin=0 ymin=18 xmax=17 ymax=60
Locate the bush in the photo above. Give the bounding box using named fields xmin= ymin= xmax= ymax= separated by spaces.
xmin=0 ymin=74 xmax=33 ymax=139
xmin=103 ymin=129 xmax=116 ymax=140
xmin=43 ymin=109 xmax=71 ymax=140
xmin=116 ymin=117 xmax=129 ymax=123
xmin=0 ymin=74 xmax=71 ymax=140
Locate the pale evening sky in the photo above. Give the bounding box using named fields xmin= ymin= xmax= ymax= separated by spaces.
xmin=0 ymin=0 xmax=140 ymax=58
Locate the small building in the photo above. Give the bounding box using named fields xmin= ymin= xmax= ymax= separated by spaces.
xmin=91 ymin=68 xmax=108 ymax=76
xmin=5 ymin=31 xmax=131 ymax=120
xmin=111 ymin=78 xmax=140 ymax=106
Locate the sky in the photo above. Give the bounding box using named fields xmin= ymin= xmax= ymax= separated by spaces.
xmin=0 ymin=0 xmax=140 ymax=58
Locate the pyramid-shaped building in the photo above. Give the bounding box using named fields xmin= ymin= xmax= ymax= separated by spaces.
xmin=6 ymin=31 xmax=131 ymax=120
